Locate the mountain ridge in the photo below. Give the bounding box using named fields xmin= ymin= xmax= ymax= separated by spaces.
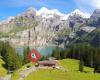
xmin=0 ymin=7 xmax=99 ymax=48
xmin=0 ymin=7 xmax=90 ymax=24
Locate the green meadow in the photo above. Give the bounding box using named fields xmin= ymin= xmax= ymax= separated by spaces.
xmin=11 ymin=59 xmax=100 ymax=80
xmin=0 ymin=57 xmax=7 ymax=77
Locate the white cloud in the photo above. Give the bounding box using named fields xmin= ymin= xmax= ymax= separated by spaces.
xmin=76 ymin=0 xmax=100 ymax=8
xmin=90 ymin=0 xmax=100 ymax=8
xmin=74 ymin=0 xmax=100 ymax=14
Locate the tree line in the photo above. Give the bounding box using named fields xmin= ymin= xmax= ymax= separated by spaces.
xmin=52 ymin=44 xmax=100 ymax=73
xmin=0 ymin=41 xmax=31 ymax=72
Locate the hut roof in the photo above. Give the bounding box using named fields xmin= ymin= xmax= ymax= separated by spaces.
xmin=38 ymin=60 xmax=58 ymax=65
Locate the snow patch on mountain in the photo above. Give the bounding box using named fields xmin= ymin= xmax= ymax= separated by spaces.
xmin=36 ymin=7 xmax=90 ymax=20
xmin=0 ymin=7 xmax=90 ymax=24
xmin=69 ymin=9 xmax=90 ymax=18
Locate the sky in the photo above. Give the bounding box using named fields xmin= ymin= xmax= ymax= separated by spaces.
xmin=0 ymin=0 xmax=99 ymax=21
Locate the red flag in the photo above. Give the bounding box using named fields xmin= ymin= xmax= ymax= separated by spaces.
xmin=28 ymin=49 xmax=42 ymax=63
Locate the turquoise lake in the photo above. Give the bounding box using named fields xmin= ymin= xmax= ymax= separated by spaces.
xmin=16 ymin=46 xmax=56 ymax=56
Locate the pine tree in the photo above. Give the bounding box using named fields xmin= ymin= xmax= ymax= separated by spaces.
xmin=23 ymin=46 xmax=30 ymax=64
xmin=89 ymin=51 xmax=93 ymax=67
xmin=14 ymin=53 xmax=22 ymax=70
xmin=79 ymin=58 xmax=84 ymax=72
xmin=6 ymin=45 xmax=22 ymax=71
xmin=0 ymin=41 xmax=22 ymax=71
xmin=79 ymin=48 xmax=84 ymax=72
xmin=52 ymin=47 xmax=61 ymax=60
xmin=94 ymin=48 xmax=100 ymax=73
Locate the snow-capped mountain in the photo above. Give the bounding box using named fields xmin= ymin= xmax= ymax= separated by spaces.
xmin=36 ymin=7 xmax=66 ymax=16
xmin=36 ymin=7 xmax=90 ymax=20
xmin=36 ymin=7 xmax=67 ymax=20
xmin=68 ymin=9 xmax=90 ymax=18
xmin=0 ymin=7 xmax=90 ymax=25
xmin=0 ymin=7 xmax=96 ymax=48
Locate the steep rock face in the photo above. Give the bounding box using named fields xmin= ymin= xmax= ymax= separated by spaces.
xmin=0 ymin=7 xmax=97 ymax=48
xmin=76 ymin=29 xmax=100 ymax=47
xmin=88 ymin=9 xmax=100 ymax=27
xmin=90 ymin=9 xmax=100 ymax=20
xmin=0 ymin=7 xmax=37 ymax=33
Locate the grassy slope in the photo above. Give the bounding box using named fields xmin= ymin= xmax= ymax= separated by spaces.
xmin=24 ymin=59 xmax=100 ymax=80
xmin=0 ymin=57 xmax=7 ymax=76
xmin=10 ymin=62 xmax=34 ymax=80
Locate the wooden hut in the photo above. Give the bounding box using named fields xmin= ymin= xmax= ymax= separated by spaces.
xmin=38 ymin=60 xmax=58 ymax=67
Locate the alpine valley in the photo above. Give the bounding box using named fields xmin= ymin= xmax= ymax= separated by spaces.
xmin=0 ymin=7 xmax=100 ymax=49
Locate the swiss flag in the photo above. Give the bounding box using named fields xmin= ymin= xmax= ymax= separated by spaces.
xmin=28 ymin=49 xmax=42 ymax=63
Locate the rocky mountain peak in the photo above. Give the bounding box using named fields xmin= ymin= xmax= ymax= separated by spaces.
xmin=91 ymin=9 xmax=100 ymax=18
xmin=37 ymin=7 xmax=50 ymax=15
xmin=93 ymin=9 xmax=100 ymax=14
xmin=88 ymin=9 xmax=100 ymax=27
xmin=0 ymin=7 xmax=96 ymax=48
xmin=72 ymin=9 xmax=82 ymax=14
xmin=27 ymin=7 xmax=37 ymax=12
xmin=22 ymin=7 xmax=37 ymax=18
xmin=69 ymin=9 xmax=90 ymax=18
xmin=36 ymin=7 xmax=67 ymax=20
xmin=0 ymin=16 xmax=15 ymax=25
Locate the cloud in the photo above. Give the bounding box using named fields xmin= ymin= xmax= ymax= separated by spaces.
xmin=90 ymin=0 xmax=100 ymax=8
xmin=75 ymin=0 xmax=100 ymax=8
xmin=74 ymin=0 xmax=100 ymax=14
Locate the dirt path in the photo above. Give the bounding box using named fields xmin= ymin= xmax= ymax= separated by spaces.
xmin=0 ymin=74 xmax=11 ymax=80
xmin=19 ymin=66 xmax=37 ymax=80
xmin=0 ymin=66 xmax=37 ymax=80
